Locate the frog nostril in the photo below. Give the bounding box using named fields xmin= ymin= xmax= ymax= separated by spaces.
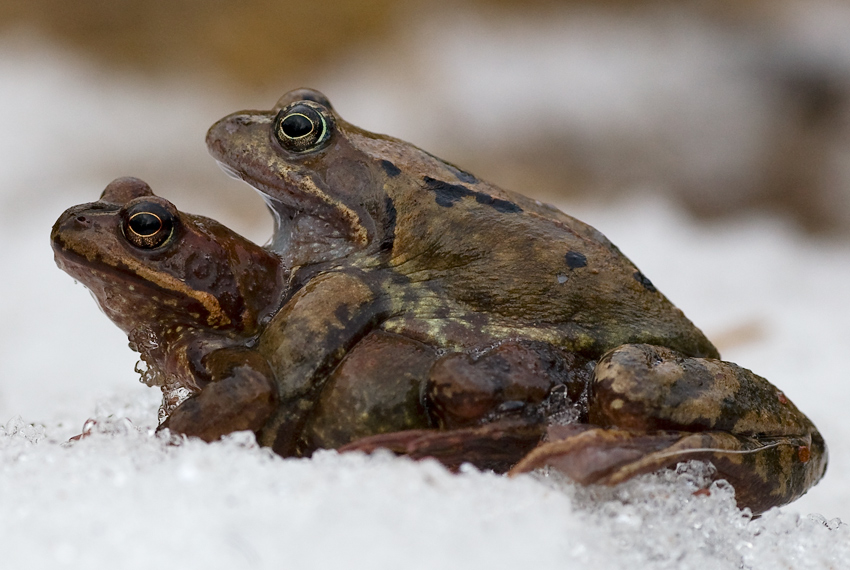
xmin=75 ymin=215 xmax=90 ymax=227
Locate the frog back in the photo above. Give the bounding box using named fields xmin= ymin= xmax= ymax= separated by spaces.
xmin=364 ymin=137 xmax=717 ymax=359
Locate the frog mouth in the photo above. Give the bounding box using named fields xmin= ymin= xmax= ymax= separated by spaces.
xmin=215 ymin=160 xmax=243 ymax=181
xmin=209 ymin=160 xmax=297 ymax=249
xmin=207 ymin=113 xmax=371 ymax=253
xmin=213 ymin=155 xmax=327 ymax=215
xmin=207 ymin=114 xmax=339 ymax=214
xmin=212 ymin=157 xmax=369 ymax=256
xmin=213 ymin=159 xmax=298 ymax=218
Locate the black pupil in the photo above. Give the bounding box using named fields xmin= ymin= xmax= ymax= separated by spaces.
xmin=129 ymin=213 xmax=162 ymax=236
xmin=281 ymin=113 xmax=314 ymax=138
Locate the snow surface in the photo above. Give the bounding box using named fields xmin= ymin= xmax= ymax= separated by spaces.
xmin=1 ymin=27 xmax=849 ymax=570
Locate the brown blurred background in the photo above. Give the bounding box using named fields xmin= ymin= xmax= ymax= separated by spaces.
xmin=3 ymin=0 xmax=850 ymax=234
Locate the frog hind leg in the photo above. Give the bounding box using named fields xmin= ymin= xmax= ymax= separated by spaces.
xmin=510 ymin=344 xmax=828 ymax=514
xmin=338 ymin=340 xmax=591 ymax=472
xmin=427 ymin=339 xmax=594 ymax=429
xmin=300 ymin=330 xmax=438 ymax=454
xmin=339 ymin=417 xmax=546 ymax=473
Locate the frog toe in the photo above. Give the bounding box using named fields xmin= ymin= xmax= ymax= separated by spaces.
xmin=160 ymin=362 xmax=277 ymax=442
xmin=508 ymin=426 xmax=683 ymax=483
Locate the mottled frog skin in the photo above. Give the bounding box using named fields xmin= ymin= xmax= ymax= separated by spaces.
xmin=50 ymin=84 xmax=827 ymax=513
xmin=52 ymin=178 xmax=449 ymax=443
xmin=53 ymin=178 xmax=285 ymax=434
xmin=203 ymin=89 xmax=825 ymax=511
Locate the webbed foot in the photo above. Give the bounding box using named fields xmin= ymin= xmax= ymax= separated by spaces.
xmin=509 ymin=425 xmax=825 ymax=513
xmin=509 ymin=344 xmax=828 ymax=514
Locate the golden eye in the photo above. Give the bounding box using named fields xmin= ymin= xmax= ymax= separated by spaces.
xmin=274 ymin=102 xmax=331 ymax=153
xmin=122 ymin=202 xmax=175 ymax=249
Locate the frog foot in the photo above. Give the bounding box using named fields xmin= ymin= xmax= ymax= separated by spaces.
xmin=509 ymin=424 xmax=825 ymax=514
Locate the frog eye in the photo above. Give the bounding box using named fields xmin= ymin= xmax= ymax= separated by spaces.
xmin=122 ymin=202 xmax=176 ymax=249
xmin=274 ymin=102 xmax=331 ymax=153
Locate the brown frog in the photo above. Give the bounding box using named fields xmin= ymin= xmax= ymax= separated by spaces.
xmin=179 ymin=88 xmax=827 ymax=512
xmin=52 ymin=178 xmax=449 ymax=448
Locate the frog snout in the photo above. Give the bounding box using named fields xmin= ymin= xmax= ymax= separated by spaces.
xmin=52 ymin=207 xmax=87 ymax=243
xmin=50 ymin=203 xmax=110 ymax=256
xmin=206 ymin=112 xmax=278 ymax=186
xmin=72 ymin=214 xmax=92 ymax=228
xmin=51 ymin=209 xmax=76 ymax=248
xmin=51 ymin=205 xmax=118 ymax=284
xmin=205 ymin=113 xmax=247 ymax=161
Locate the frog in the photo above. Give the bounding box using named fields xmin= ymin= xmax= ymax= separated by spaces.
xmin=194 ymin=88 xmax=827 ymax=512
xmin=52 ymin=177 xmax=452 ymax=447
xmin=52 ymin=177 xmax=285 ymax=436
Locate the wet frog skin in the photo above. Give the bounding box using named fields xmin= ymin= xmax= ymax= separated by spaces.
xmin=52 ymin=178 xmax=285 ymax=437
xmin=54 ymin=178 xmax=558 ymax=468
xmin=52 ymin=178 xmax=452 ymax=444
xmin=200 ymin=89 xmax=826 ymax=512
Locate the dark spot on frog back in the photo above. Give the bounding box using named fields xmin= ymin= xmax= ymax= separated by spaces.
xmin=334 ymin=303 xmax=350 ymax=324
xmin=423 ymin=177 xmax=467 ymax=208
xmin=421 ymin=149 xmax=479 ymax=184
xmin=448 ymin=166 xmax=477 ymax=184
xmin=633 ymin=271 xmax=657 ymax=292
xmin=380 ymin=160 xmax=401 ymax=177
xmin=422 ymin=177 xmax=522 ymax=214
xmin=565 ymin=251 xmax=587 ymax=269
xmin=474 ymin=191 xmax=523 ymax=214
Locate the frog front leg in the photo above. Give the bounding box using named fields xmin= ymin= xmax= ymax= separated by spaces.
xmin=255 ymin=271 xmax=388 ymax=456
xmin=510 ymin=344 xmax=828 ymax=513
xmin=160 ymin=347 xmax=278 ymax=441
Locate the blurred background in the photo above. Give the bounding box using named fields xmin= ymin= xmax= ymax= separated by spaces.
xmin=3 ymin=0 xmax=850 ymax=236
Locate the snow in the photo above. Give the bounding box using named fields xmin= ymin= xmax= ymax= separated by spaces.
xmin=1 ymin=28 xmax=849 ymax=570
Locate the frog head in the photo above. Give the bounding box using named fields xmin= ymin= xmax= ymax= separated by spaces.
xmin=206 ymin=88 xmax=467 ymax=268
xmin=51 ymin=177 xmax=285 ymax=344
